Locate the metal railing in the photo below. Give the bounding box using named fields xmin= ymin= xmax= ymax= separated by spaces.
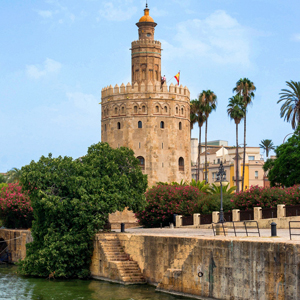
xmin=212 ymin=221 xmax=260 ymax=237
xmin=200 ymin=214 xmax=212 ymax=225
xmin=182 ymin=215 xmax=193 ymax=226
xmin=289 ymin=221 xmax=300 ymax=240
xmin=262 ymin=207 xmax=277 ymax=219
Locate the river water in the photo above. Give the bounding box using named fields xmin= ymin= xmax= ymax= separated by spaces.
xmin=0 ymin=265 xmax=190 ymax=300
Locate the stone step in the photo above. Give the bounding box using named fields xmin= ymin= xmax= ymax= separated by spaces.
xmin=102 ymin=247 xmax=124 ymax=252
xmin=115 ymin=262 xmax=138 ymax=266
xmin=121 ymin=276 xmax=146 ymax=283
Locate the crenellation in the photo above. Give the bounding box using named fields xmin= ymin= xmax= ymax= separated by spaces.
xmin=120 ymin=83 xmax=125 ymax=93
xmin=126 ymin=82 xmax=132 ymax=93
xmin=114 ymin=84 xmax=119 ymax=94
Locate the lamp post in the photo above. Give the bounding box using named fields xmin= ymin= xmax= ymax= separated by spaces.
xmin=216 ymin=161 xmax=227 ymax=223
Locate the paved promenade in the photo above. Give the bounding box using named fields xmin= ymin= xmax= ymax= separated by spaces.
xmin=114 ymin=226 xmax=300 ymax=243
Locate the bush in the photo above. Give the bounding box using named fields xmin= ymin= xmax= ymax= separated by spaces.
xmin=198 ymin=194 xmax=235 ymax=215
xmin=231 ymin=185 xmax=300 ymax=210
xmin=136 ymin=185 xmax=204 ymax=228
xmin=0 ymin=183 xmax=33 ymax=228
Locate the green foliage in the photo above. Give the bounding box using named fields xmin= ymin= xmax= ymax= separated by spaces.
xmin=227 ymin=95 xmax=245 ymax=124
xmin=0 ymin=183 xmax=33 ymax=228
xmin=135 ymin=185 xmax=205 ymax=228
xmin=198 ymin=194 xmax=234 ymax=215
xmin=259 ymin=139 xmax=275 ymax=158
xmin=18 ymin=142 xmax=147 ymax=278
xmin=6 ymin=168 xmax=22 ymax=183
xmin=190 ymin=179 xmax=210 ymax=193
xmin=263 ymin=158 xmax=275 ymax=173
xmin=0 ymin=183 xmax=8 ymax=190
xmin=207 ymin=183 xmax=237 ymax=195
xmin=267 ymin=133 xmax=300 ymax=187
xmin=277 ymin=81 xmax=300 ymax=130
xmin=0 ymin=174 xmax=6 ymax=184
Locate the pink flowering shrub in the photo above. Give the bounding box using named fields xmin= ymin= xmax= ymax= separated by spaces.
xmin=0 ymin=183 xmax=33 ymax=228
xmin=231 ymin=185 xmax=300 ymax=210
xmin=135 ymin=185 xmax=204 ymax=228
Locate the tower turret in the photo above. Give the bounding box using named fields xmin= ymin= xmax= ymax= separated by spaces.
xmin=131 ymin=5 xmax=161 ymax=86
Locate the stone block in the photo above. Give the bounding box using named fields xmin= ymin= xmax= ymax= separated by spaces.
xmin=277 ymin=204 xmax=286 ymax=218
xmin=193 ymin=214 xmax=200 ymax=226
xmin=254 ymin=207 xmax=262 ymax=221
xmin=232 ymin=209 xmax=240 ymax=222
xmin=175 ymin=215 xmax=182 ymax=227
xmin=212 ymin=211 xmax=219 ymax=223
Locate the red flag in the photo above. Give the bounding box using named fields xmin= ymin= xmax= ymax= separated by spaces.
xmin=174 ymin=72 xmax=180 ymax=85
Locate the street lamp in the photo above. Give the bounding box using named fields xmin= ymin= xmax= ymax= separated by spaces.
xmin=216 ymin=161 xmax=227 ymax=223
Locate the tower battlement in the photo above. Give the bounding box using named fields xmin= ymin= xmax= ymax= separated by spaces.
xmin=131 ymin=39 xmax=161 ymax=46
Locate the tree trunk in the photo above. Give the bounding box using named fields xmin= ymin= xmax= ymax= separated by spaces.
xmin=242 ymin=113 xmax=246 ymax=191
xmin=197 ymin=126 xmax=202 ymax=182
xmin=236 ymin=122 xmax=239 ymax=192
xmin=205 ymin=120 xmax=208 ymax=184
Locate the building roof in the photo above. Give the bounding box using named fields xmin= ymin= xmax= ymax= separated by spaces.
xmin=139 ymin=7 xmax=155 ymax=23
xmin=200 ymin=147 xmax=221 ymax=156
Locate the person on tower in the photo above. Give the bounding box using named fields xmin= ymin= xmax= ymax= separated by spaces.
xmin=161 ymin=75 xmax=166 ymax=87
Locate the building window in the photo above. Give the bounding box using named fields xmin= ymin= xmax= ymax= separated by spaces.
xmin=134 ymin=106 xmax=138 ymax=113
xmin=179 ymin=122 xmax=182 ymax=130
xmin=176 ymin=107 xmax=178 ymax=114
xmin=122 ymin=106 xmax=125 ymax=114
xmin=164 ymin=106 xmax=168 ymax=113
xmin=156 ymin=105 xmax=159 ymax=113
xmin=137 ymin=156 xmax=145 ymax=170
xmin=181 ymin=107 xmax=184 ymax=115
xmin=162 ymin=143 xmax=163 ymax=149
xmin=117 ymin=122 xmax=121 ymax=129
xmin=142 ymin=105 xmax=146 ymax=113
xmin=249 ymin=156 xmax=255 ymax=161
xmin=255 ymin=171 xmax=258 ymax=179
xmin=179 ymin=157 xmax=184 ymax=171
xmin=139 ymin=142 xmax=141 ymax=149
xmin=217 ymin=158 xmax=220 ymax=164
xmin=115 ymin=107 xmax=118 ymax=115
xmin=162 ymin=163 xmax=164 ymax=167
xmin=138 ymin=121 xmax=142 ymax=128
xmin=160 ymin=121 xmax=164 ymax=129
xmin=104 ymin=124 xmax=106 ymax=132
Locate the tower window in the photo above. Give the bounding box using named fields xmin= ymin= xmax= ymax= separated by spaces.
xmin=117 ymin=122 xmax=121 ymax=130
xmin=164 ymin=106 xmax=168 ymax=113
xmin=162 ymin=143 xmax=163 ymax=149
xmin=179 ymin=157 xmax=184 ymax=171
xmin=181 ymin=108 xmax=184 ymax=115
xmin=176 ymin=107 xmax=178 ymax=114
xmin=104 ymin=124 xmax=106 ymax=132
xmin=139 ymin=142 xmax=141 ymax=149
xmin=142 ymin=105 xmax=146 ymax=113
xmin=122 ymin=106 xmax=125 ymax=114
xmin=138 ymin=121 xmax=142 ymax=128
xmin=160 ymin=121 xmax=164 ymax=129
xmin=115 ymin=107 xmax=118 ymax=115
xmin=156 ymin=105 xmax=159 ymax=113
xmin=179 ymin=122 xmax=182 ymax=130
xmin=137 ymin=156 xmax=145 ymax=170
xmin=134 ymin=106 xmax=138 ymax=113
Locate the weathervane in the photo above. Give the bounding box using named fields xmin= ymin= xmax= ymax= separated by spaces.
xmin=146 ymin=0 xmax=148 ymax=8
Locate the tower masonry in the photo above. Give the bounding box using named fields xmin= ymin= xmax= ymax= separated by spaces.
xmin=101 ymin=6 xmax=191 ymax=186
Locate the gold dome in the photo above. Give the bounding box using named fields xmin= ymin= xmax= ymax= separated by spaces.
xmin=139 ymin=8 xmax=154 ymax=23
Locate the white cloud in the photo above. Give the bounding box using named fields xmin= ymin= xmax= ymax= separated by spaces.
xmin=163 ymin=10 xmax=252 ymax=67
xmin=26 ymin=58 xmax=62 ymax=79
xmin=98 ymin=1 xmax=137 ymax=22
xmin=38 ymin=10 xmax=53 ymax=18
xmin=291 ymin=33 xmax=300 ymax=42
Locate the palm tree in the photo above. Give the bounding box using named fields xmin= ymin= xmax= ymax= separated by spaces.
xmin=277 ymin=81 xmax=300 ymax=130
xmin=233 ymin=78 xmax=256 ymax=191
xmin=189 ymin=179 xmax=210 ymax=193
xmin=199 ymin=90 xmax=217 ymax=183
xmin=6 ymin=168 xmax=22 ymax=183
xmin=207 ymin=183 xmax=237 ymax=195
xmin=190 ymin=99 xmax=206 ymax=181
xmin=227 ymin=95 xmax=245 ymax=192
xmin=259 ymin=139 xmax=275 ymax=158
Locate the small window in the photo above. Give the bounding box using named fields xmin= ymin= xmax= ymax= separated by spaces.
xmin=162 ymin=143 xmax=163 ymax=149
xmin=164 ymin=106 xmax=168 ymax=113
xmin=156 ymin=106 xmax=159 ymax=113
xmin=122 ymin=106 xmax=125 ymax=114
xmin=115 ymin=107 xmax=118 ymax=115
xmin=134 ymin=106 xmax=138 ymax=113
xmin=137 ymin=156 xmax=145 ymax=170
xmin=142 ymin=106 xmax=146 ymax=113
xmin=249 ymin=156 xmax=255 ymax=161
xmin=104 ymin=124 xmax=106 ymax=132
xmin=162 ymin=163 xmax=164 ymax=167
xmin=255 ymin=171 xmax=258 ymax=178
xmin=179 ymin=122 xmax=182 ymax=130
xmin=139 ymin=142 xmax=141 ymax=149
xmin=179 ymin=157 xmax=184 ymax=171
xmin=217 ymin=158 xmax=220 ymax=164
xmin=176 ymin=107 xmax=178 ymax=114
xmin=138 ymin=121 xmax=142 ymax=128
xmin=181 ymin=107 xmax=184 ymax=115
xmin=160 ymin=121 xmax=164 ymax=129
xmin=117 ymin=122 xmax=121 ymax=129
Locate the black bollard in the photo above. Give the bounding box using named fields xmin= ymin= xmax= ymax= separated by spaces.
xmin=271 ymin=222 xmax=277 ymax=237
xmin=121 ymin=223 xmax=125 ymax=233
xmin=160 ymin=223 xmax=162 ymax=229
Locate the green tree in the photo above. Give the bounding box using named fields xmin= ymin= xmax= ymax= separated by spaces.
xmin=233 ymin=78 xmax=256 ymax=191
xmin=263 ymin=158 xmax=275 ymax=173
xmin=227 ymin=95 xmax=246 ymax=192
xmin=207 ymin=183 xmax=237 ymax=195
xmin=18 ymin=142 xmax=147 ymax=278
xmin=199 ymin=90 xmax=217 ymax=183
xmin=189 ymin=179 xmax=210 ymax=193
xmin=259 ymin=139 xmax=275 ymax=158
xmin=267 ymin=131 xmax=300 ymax=187
xmin=6 ymin=168 xmax=22 ymax=183
xmin=277 ymin=81 xmax=300 ymax=130
xmin=190 ymin=99 xmax=206 ymax=181
xmin=0 ymin=174 xmax=6 ymax=184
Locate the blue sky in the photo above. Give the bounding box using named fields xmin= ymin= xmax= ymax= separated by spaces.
xmin=1 ymin=0 xmax=299 ymax=171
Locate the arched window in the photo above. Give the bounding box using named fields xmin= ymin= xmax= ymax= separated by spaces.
xmin=181 ymin=107 xmax=184 ymax=115
xmin=160 ymin=121 xmax=164 ymax=129
xmin=138 ymin=121 xmax=142 ymax=128
xmin=142 ymin=105 xmax=146 ymax=113
xmin=179 ymin=122 xmax=182 ymax=130
xmin=134 ymin=106 xmax=138 ymax=113
xmin=179 ymin=157 xmax=184 ymax=171
xmin=117 ymin=122 xmax=121 ymax=130
xmin=137 ymin=156 xmax=145 ymax=170
xmin=121 ymin=106 xmax=125 ymax=114
xmin=164 ymin=106 xmax=168 ymax=113
xmin=104 ymin=124 xmax=107 ymax=132
xmin=156 ymin=105 xmax=159 ymax=113
xmin=115 ymin=107 xmax=118 ymax=115
xmin=176 ymin=107 xmax=178 ymax=114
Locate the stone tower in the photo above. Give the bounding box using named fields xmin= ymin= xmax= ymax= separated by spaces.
xmin=101 ymin=5 xmax=191 ymax=187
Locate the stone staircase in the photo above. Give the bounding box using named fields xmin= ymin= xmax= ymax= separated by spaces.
xmin=99 ymin=235 xmax=145 ymax=284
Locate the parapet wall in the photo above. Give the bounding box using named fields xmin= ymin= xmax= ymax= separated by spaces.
xmin=101 ymin=82 xmax=190 ymax=103
xmin=131 ymin=39 xmax=161 ymax=46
